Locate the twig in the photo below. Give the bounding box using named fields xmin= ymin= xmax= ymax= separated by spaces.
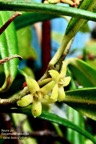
xmin=0 ymin=12 xmax=22 ymax=35
xmin=0 ymin=87 xmax=29 ymax=107
xmin=0 ymin=55 xmax=22 ymax=65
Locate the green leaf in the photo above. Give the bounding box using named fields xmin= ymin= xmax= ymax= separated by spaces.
xmin=65 ymin=0 xmax=96 ymax=35
xmin=67 ymin=107 xmax=85 ymax=144
xmin=21 ymin=66 xmax=35 ymax=78
xmin=67 ymin=58 xmax=96 ymax=87
xmin=49 ymin=0 xmax=96 ymax=66
xmin=41 ymin=112 xmax=96 ymax=143
xmin=1 ymin=2 xmax=96 ymax=22
xmin=14 ymin=12 xmax=57 ymax=30
xmin=0 ymin=11 xmax=19 ymax=92
xmin=17 ymin=27 xmax=37 ymax=60
xmin=65 ymin=87 xmax=96 ymax=121
xmin=84 ymin=42 xmax=96 ymax=69
xmin=12 ymin=106 xmax=96 ymax=143
xmin=79 ymin=23 xmax=90 ymax=33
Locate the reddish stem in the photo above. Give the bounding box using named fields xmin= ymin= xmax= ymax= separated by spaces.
xmin=0 ymin=12 xmax=22 ymax=35
xmin=41 ymin=21 xmax=51 ymax=74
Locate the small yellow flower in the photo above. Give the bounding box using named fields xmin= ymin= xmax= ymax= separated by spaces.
xmin=17 ymin=76 xmax=55 ymax=117
xmin=26 ymin=77 xmax=43 ymax=117
xmin=17 ymin=61 xmax=71 ymax=117
xmin=49 ymin=61 xmax=71 ymax=102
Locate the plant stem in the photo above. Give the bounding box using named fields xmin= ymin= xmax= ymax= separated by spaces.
xmin=49 ymin=37 xmax=74 ymax=67
xmin=0 ymin=87 xmax=28 ymax=106
xmin=0 ymin=12 xmax=21 ymax=35
xmin=41 ymin=20 xmax=51 ymax=75
xmin=38 ymin=37 xmax=74 ymax=81
xmin=0 ymin=55 xmax=22 ymax=65
xmin=49 ymin=0 xmax=96 ymax=67
xmin=0 ymin=1 xmax=96 ymax=78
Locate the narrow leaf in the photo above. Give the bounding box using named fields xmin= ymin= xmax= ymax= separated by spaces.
xmin=41 ymin=112 xmax=96 ymax=143
xmin=11 ymin=107 xmax=96 ymax=143
xmin=68 ymin=58 xmax=96 ymax=87
xmin=0 ymin=11 xmax=20 ymax=92
xmin=0 ymin=2 xmax=96 ymax=21
xmin=14 ymin=12 xmax=57 ymax=30
xmin=67 ymin=107 xmax=85 ymax=144
xmin=65 ymin=87 xmax=96 ymax=121
xmin=65 ymin=0 xmax=96 ymax=35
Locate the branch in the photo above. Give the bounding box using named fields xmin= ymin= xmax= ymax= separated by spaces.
xmin=0 ymin=87 xmax=29 ymax=107
xmin=0 ymin=12 xmax=21 ymax=35
xmin=0 ymin=55 xmax=22 ymax=65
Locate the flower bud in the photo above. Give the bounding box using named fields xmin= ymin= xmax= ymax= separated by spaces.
xmin=17 ymin=94 xmax=33 ymax=107
xmin=41 ymin=80 xmax=55 ymax=95
xmin=26 ymin=77 xmax=40 ymax=94
xmin=49 ymin=70 xmax=59 ymax=81
xmin=32 ymin=101 xmax=42 ymax=117
xmin=63 ymin=76 xmax=71 ymax=87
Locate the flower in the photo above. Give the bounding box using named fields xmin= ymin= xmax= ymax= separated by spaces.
xmin=17 ymin=61 xmax=71 ymax=117
xmin=49 ymin=61 xmax=71 ymax=102
xmin=17 ymin=77 xmax=55 ymax=117
xmin=26 ymin=77 xmax=43 ymax=117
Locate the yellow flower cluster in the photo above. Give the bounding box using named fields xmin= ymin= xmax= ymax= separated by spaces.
xmin=17 ymin=61 xmax=71 ymax=117
xmin=48 ymin=61 xmax=71 ymax=102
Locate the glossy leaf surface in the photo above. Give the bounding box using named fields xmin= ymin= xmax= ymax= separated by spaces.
xmin=68 ymin=58 xmax=96 ymax=87
xmin=14 ymin=12 xmax=57 ymax=30
xmin=0 ymin=11 xmax=19 ymax=92
xmin=13 ymin=106 xmax=96 ymax=143
xmin=0 ymin=2 xmax=96 ymax=21
xmin=65 ymin=87 xmax=96 ymax=121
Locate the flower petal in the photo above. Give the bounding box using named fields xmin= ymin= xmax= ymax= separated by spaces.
xmin=41 ymin=95 xmax=55 ymax=104
xmin=32 ymin=101 xmax=42 ymax=117
xmin=50 ymin=84 xmax=58 ymax=102
xmin=49 ymin=70 xmax=59 ymax=81
xmin=58 ymin=87 xmax=65 ymax=102
xmin=41 ymin=80 xmax=55 ymax=95
xmin=60 ymin=61 xmax=67 ymax=77
xmin=63 ymin=76 xmax=71 ymax=87
xmin=26 ymin=77 xmax=40 ymax=94
xmin=17 ymin=94 xmax=33 ymax=107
